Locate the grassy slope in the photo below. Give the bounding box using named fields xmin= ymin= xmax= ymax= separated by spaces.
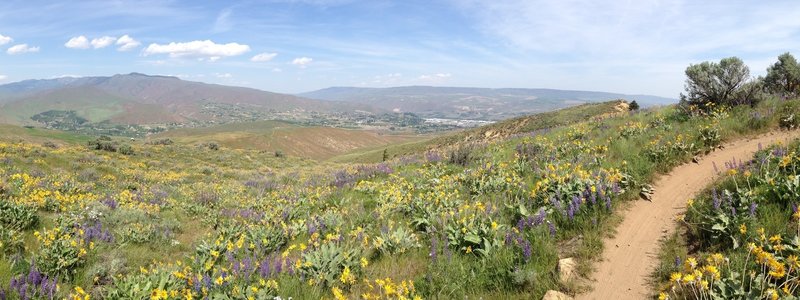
xmin=0 ymin=124 xmax=93 ymax=144
xmin=0 ymin=87 xmax=133 ymax=125
xmin=156 ymin=120 xmax=424 ymax=160
xmin=330 ymin=100 xmax=628 ymax=163
xmin=1 ymin=98 xmax=793 ymax=299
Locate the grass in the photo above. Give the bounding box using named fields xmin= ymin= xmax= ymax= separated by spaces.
xmin=651 ymin=125 xmax=800 ymax=299
xmin=0 ymin=98 xmax=796 ymax=299
xmin=157 ymin=120 xmax=425 ymax=160
xmin=332 ymin=100 xmax=628 ymax=163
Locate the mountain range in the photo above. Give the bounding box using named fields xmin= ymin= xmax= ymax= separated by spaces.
xmin=0 ymin=73 xmax=366 ymax=126
xmin=299 ymin=86 xmax=676 ymax=120
xmin=0 ymin=73 xmax=677 ymax=128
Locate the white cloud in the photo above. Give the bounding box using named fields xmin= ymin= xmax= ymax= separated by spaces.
xmin=116 ymin=35 xmax=141 ymax=51
xmin=251 ymin=52 xmax=278 ymax=62
xmin=65 ymin=36 xmax=90 ymax=49
xmin=0 ymin=34 xmax=12 ymax=45
xmin=291 ymin=57 xmax=313 ymax=68
xmin=418 ymin=73 xmax=451 ymax=80
xmin=91 ymin=36 xmax=117 ymax=49
xmin=215 ymin=73 xmax=233 ymax=78
xmin=7 ymin=44 xmax=40 ymax=54
xmin=143 ymin=40 xmax=250 ymax=60
xmin=272 ymin=68 xmax=283 ymax=72
xmin=0 ymin=75 xmax=8 ymax=81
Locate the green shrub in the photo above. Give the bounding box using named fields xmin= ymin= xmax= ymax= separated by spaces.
xmin=0 ymin=201 xmax=39 ymax=230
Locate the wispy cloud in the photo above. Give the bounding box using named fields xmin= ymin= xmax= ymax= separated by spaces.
xmin=143 ymin=40 xmax=251 ymax=60
xmin=0 ymin=34 xmax=11 ymax=45
xmin=251 ymin=52 xmax=278 ymax=62
xmin=455 ymin=0 xmax=800 ymax=60
xmin=65 ymin=36 xmax=90 ymax=49
xmin=7 ymin=44 xmax=40 ymax=54
xmin=0 ymin=74 xmax=8 ymax=81
xmin=212 ymin=8 xmax=233 ymax=33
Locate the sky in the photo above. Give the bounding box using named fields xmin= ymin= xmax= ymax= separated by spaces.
xmin=0 ymin=0 xmax=799 ymax=98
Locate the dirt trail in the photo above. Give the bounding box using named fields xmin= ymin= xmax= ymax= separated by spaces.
xmin=578 ymin=130 xmax=800 ymax=300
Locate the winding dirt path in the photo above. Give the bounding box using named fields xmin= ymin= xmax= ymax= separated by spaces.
xmin=578 ymin=130 xmax=800 ymax=300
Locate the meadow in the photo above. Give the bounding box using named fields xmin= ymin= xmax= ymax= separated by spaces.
xmin=0 ymin=97 xmax=798 ymax=300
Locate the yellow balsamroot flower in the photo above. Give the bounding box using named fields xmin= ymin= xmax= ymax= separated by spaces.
xmin=658 ymin=292 xmax=669 ymax=300
xmin=361 ymin=257 xmax=369 ymax=268
xmin=686 ymin=199 xmax=694 ymax=207
xmin=670 ymin=272 xmax=682 ymax=283
xmin=682 ymin=273 xmax=695 ymax=284
xmin=684 ymin=257 xmax=698 ymax=272
xmin=739 ymin=224 xmax=747 ymax=234
xmin=340 ymin=266 xmax=355 ymax=285
xmin=332 ymin=287 xmax=347 ymax=300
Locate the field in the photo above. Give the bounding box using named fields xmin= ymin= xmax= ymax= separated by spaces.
xmin=0 ymin=97 xmax=798 ymax=300
xmin=155 ymin=121 xmax=426 ymax=161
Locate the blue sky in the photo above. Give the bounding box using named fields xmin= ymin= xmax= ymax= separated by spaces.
xmin=0 ymin=0 xmax=799 ymax=97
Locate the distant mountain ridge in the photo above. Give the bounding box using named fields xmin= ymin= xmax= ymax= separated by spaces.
xmin=0 ymin=73 xmax=369 ymax=126
xmin=300 ymin=86 xmax=676 ymax=120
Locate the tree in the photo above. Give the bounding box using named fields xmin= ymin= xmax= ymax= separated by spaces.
xmin=764 ymin=52 xmax=800 ymax=97
xmin=382 ymin=149 xmax=388 ymax=162
xmin=628 ymin=100 xmax=640 ymax=111
xmin=680 ymin=57 xmax=756 ymax=107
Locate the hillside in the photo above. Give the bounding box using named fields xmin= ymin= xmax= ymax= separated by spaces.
xmin=156 ymin=120 xmax=425 ymax=160
xmin=1 ymin=95 xmax=794 ymax=300
xmin=300 ymin=86 xmax=675 ymax=120
xmin=0 ymin=73 xmax=372 ymax=127
xmin=331 ymin=100 xmax=629 ymax=163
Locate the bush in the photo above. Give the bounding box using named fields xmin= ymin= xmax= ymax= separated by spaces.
xmin=0 ymin=201 xmax=39 ymax=230
xmin=146 ymin=138 xmax=173 ymax=146
xmin=779 ymin=101 xmax=799 ymax=129
xmin=118 ymin=144 xmax=134 ymax=155
xmin=629 ymin=100 xmax=640 ymax=111
xmin=448 ymin=145 xmax=474 ymax=166
xmin=680 ymin=57 xmax=762 ymax=108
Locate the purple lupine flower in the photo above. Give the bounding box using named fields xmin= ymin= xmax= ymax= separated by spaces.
xmin=259 ymin=258 xmax=271 ymax=278
xmin=712 ymin=189 xmax=721 ymax=210
xmin=749 ymin=202 xmax=758 ymax=217
xmin=202 ymin=273 xmax=212 ymax=288
xmin=430 ymin=236 xmax=438 ymax=262
xmin=675 ymin=256 xmax=682 ymax=267
xmin=567 ymin=202 xmax=575 ymax=220
xmin=274 ymin=257 xmax=283 ymax=274
xmin=534 ymin=208 xmax=546 ymax=226
xmin=547 ymin=221 xmax=557 ymax=237
xmin=605 ymin=196 xmax=612 ymax=210
xmin=522 ymin=240 xmax=532 ymax=261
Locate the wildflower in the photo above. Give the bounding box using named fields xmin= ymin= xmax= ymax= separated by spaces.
xmin=739 ymin=224 xmax=747 ymax=234
xmin=686 ymin=199 xmax=694 ymax=207
xmin=361 ymin=257 xmax=369 ymax=268
xmin=684 ymin=257 xmax=697 ymax=272
xmin=340 ymin=266 xmax=355 ymax=285
xmin=658 ymin=292 xmax=668 ymax=300
xmin=332 ymin=287 xmax=347 ymax=300
xmin=670 ymin=272 xmax=682 ymax=283
xmin=681 ymin=273 xmax=695 ymax=284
